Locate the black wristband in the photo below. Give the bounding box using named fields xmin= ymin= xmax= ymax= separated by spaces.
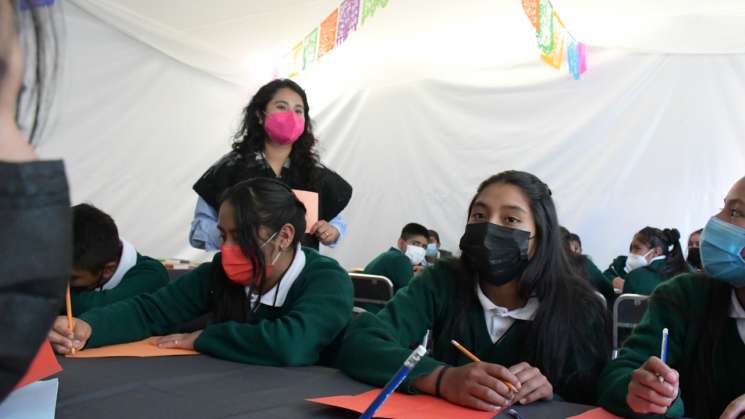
xmin=435 ymin=366 xmax=450 ymax=398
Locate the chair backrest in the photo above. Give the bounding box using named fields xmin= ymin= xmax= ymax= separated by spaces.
xmin=612 ymin=293 xmax=650 ymax=351
xmin=349 ymin=273 xmax=394 ymax=306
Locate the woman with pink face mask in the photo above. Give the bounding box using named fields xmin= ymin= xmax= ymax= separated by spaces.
xmin=49 ymin=177 xmax=353 ymax=366
xmin=191 ymin=79 xmax=352 ymax=251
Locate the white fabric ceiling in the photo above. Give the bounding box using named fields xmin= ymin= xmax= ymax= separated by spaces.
xmin=37 ymin=0 xmax=745 ymax=269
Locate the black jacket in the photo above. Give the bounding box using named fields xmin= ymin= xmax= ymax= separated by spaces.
xmin=0 ymin=161 xmax=71 ymax=401
xmin=193 ymin=151 xmax=353 ymax=249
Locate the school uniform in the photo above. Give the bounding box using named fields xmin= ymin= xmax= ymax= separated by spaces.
xmin=337 ymin=262 xmax=606 ymax=404
xmin=598 ymin=274 xmax=745 ymax=418
xmin=192 ymin=151 xmax=353 ymax=250
xmin=603 ymin=255 xmax=628 ymax=281
xmin=362 ymin=247 xmax=414 ymax=312
xmin=79 ymin=246 xmax=353 ymax=366
xmin=70 ymin=239 xmax=169 ymax=316
xmin=622 ymin=258 xmax=669 ymax=296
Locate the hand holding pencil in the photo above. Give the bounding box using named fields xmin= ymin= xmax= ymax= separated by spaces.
xmin=48 ymin=315 xmax=92 ymax=355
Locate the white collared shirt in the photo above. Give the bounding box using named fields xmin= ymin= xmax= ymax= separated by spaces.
xmin=729 ymin=290 xmax=745 ymax=344
xmin=98 ymin=238 xmax=137 ymax=291
xmin=246 ymin=244 xmax=306 ymax=308
xmin=476 ymin=283 xmax=540 ymax=343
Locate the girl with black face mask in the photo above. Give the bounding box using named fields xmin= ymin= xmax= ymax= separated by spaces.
xmin=337 ymin=171 xmax=611 ymax=411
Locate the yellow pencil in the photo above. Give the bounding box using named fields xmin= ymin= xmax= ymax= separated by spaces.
xmin=451 ymin=339 xmax=516 ymax=393
xmin=65 ymin=283 xmax=76 ymax=355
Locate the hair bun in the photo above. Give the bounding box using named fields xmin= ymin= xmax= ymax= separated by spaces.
xmin=663 ymin=228 xmax=680 ymax=243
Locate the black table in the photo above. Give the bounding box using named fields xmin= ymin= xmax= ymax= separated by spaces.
xmin=55 ymin=355 xmax=595 ymax=418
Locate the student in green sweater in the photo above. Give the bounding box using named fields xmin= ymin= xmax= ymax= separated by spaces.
xmin=338 ymin=171 xmax=610 ymax=412
xmin=613 ymin=227 xmax=689 ymax=295
xmin=598 ymin=175 xmax=745 ymax=419
xmin=365 ymin=223 xmax=429 ymax=289
xmin=68 ymin=204 xmax=168 ymax=316
xmin=49 ymin=178 xmax=353 ymax=366
xmin=561 ymin=227 xmax=614 ymax=305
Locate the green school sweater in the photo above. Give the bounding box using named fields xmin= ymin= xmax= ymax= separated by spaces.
xmin=622 ymin=259 xmax=668 ymax=296
xmin=79 ymin=247 xmax=353 ymax=367
xmin=70 ymin=254 xmax=168 ymax=316
xmin=362 ymin=247 xmax=414 ymax=312
xmin=603 ymin=255 xmax=628 ymax=281
xmin=585 ymin=257 xmax=615 ymax=304
xmin=337 ymin=262 xmax=605 ymax=404
xmin=598 ymin=274 xmax=745 ymax=418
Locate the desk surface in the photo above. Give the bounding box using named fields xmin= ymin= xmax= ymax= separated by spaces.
xmin=56 ymin=355 xmax=595 ymax=419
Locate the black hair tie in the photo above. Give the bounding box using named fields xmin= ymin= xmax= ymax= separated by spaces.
xmin=435 ymin=366 xmax=451 ymax=398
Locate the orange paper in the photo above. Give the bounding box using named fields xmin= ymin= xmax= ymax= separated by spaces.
xmin=308 ymin=389 xmax=498 ymax=419
xmin=292 ymin=189 xmax=319 ymax=233
xmin=66 ymin=337 xmax=199 ymax=358
xmin=568 ymin=407 xmax=622 ymax=419
xmin=14 ymin=340 xmax=62 ymax=389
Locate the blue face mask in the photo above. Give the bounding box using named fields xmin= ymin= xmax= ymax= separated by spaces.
xmin=701 ymin=216 xmax=745 ymax=287
xmin=425 ymin=243 xmax=438 ymax=258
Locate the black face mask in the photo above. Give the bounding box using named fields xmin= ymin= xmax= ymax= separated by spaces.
xmin=687 ymin=247 xmax=702 ymax=270
xmin=459 ymin=222 xmax=531 ymax=286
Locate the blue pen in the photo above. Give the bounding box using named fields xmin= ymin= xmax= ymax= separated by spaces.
xmin=359 ymin=344 xmax=428 ymax=419
xmin=658 ymin=327 xmax=669 ymax=383
xmin=660 ymin=327 xmax=669 ymax=364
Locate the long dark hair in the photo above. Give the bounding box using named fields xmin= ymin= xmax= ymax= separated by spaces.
xmin=445 ymin=171 xmax=610 ymax=402
xmin=211 ymin=177 xmax=307 ymax=323
xmin=232 ymin=79 xmax=320 ymax=185
xmin=8 ymin=0 xmax=58 ymax=144
xmin=636 ymin=227 xmax=687 ymax=278
xmin=661 ymin=274 xmax=731 ymax=419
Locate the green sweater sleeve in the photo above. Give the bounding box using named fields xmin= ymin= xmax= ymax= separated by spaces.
xmin=80 ymin=262 xmax=211 ymax=348
xmin=603 ymin=256 xmax=627 ymax=281
xmin=71 ymin=256 xmax=169 ymax=316
xmin=194 ymin=256 xmax=353 ymax=367
xmin=598 ymin=276 xmax=695 ymax=417
xmin=337 ymin=267 xmax=448 ymax=393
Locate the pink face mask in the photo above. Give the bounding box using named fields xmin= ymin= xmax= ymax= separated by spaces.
xmin=264 ymin=111 xmax=305 ymax=145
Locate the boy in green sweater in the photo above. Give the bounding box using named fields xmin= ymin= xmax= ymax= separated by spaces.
xmin=598 ymin=175 xmax=745 ymax=419
xmin=68 ymin=204 xmax=168 ymax=316
xmin=50 ymin=178 xmax=353 ymax=367
xmin=362 ymin=223 xmax=429 ymax=311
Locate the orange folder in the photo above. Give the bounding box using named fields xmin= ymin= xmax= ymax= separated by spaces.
xmin=14 ymin=340 xmax=62 ymax=389
xmin=66 ymin=337 xmax=199 ymax=358
xmin=568 ymin=407 xmax=621 ymax=419
xmin=308 ymin=389 xmax=498 ymax=419
xmin=292 ymin=189 xmax=319 ymax=233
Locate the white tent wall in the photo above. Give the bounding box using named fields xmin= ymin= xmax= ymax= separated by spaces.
xmin=37 ymin=1 xmax=745 ymax=269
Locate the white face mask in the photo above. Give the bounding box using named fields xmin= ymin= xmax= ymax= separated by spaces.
xmin=405 ymin=244 xmax=426 ymax=266
xmin=625 ymin=249 xmax=653 ymax=273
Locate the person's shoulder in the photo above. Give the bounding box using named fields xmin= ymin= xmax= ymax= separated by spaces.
xmin=652 ymin=272 xmax=710 ymax=299
xmin=411 ymin=259 xmax=460 ymax=292
xmin=301 ymin=247 xmax=347 ymax=279
xmin=126 ymin=255 xmax=168 ymax=281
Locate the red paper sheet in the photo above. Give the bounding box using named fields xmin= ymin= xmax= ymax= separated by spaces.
xmin=308 ymin=389 xmax=498 ymax=419
xmin=65 ymin=337 xmax=199 ymax=358
xmin=292 ymin=189 xmax=319 ymax=233
xmin=14 ymin=340 xmax=62 ymax=389
xmin=568 ymin=407 xmax=621 ymax=419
